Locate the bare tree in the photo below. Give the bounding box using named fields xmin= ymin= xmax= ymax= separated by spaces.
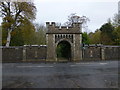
xmin=64 ymin=13 xmax=90 ymax=27
xmin=112 ymin=14 xmax=120 ymax=27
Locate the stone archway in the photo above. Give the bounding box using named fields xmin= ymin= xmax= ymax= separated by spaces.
xmin=56 ymin=40 xmax=71 ymax=61
xmin=46 ymin=22 xmax=82 ymax=62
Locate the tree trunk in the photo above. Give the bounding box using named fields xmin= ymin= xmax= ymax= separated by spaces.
xmin=6 ymin=30 xmax=12 ymax=47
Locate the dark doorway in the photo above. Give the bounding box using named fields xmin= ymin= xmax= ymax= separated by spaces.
xmin=56 ymin=41 xmax=71 ymax=61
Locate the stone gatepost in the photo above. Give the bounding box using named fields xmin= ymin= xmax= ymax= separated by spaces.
xmin=46 ymin=34 xmax=56 ymax=61
xmin=101 ymin=47 xmax=105 ymax=60
xmin=23 ymin=45 xmax=26 ymax=62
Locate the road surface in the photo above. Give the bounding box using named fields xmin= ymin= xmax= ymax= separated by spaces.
xmin=2 ymin=60 xmax=119 ymax=88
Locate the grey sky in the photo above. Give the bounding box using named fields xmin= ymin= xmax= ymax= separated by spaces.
xmin=34 ymin=0 xmax=119 ymax=32
xmin=0 ymin=0 xmax=119 ymax=32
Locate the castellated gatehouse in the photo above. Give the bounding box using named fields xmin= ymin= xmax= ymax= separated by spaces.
xmin=46 ymin=22 xmax=82 ymax=62
xmin=2 ymin=22 xmax=120 ymax=63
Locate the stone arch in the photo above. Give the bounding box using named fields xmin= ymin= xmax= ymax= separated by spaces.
xmin=55 ymin=39 xmax=73 ymax=61
xmin=56 ymin=38 xmax=73 ymax=47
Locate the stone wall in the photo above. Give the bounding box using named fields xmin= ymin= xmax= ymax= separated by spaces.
xmin=82 ymin=46 xmax=101 ymax=60
xmin=24 ymin=45 xmax=47 ymax=61
xmin=2 ymin=46 xmax=23 ymax=63
xmin=2 ymin=45 xmax=120 ymax=63
xmin=82 ymin=45 xmax=120 ymax=60
xmin=2 ymin=45 xmax=47 ymax=63
xmin=104 ymin=46 xmax=120 ymax=60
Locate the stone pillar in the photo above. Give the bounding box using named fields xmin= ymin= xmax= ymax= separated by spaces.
xmin=23 ymin=46 xmax=26 ymax=62
xmin=73 ymin=34 xmax=76 ymax=61
xmin=80 ymin=34 xmax=82 ymax=60
xmin=46 ymin=34 xmax=56 ymax=61
xmin=101 ymin=47 xmax=105 ymax=60
xmin=73 ymin=34 xmax=82 ymax=61
xmin=0 ymin=47 xmax=2 ymax=63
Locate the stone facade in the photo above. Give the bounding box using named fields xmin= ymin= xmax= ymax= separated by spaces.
xmin=46 ymin=22 xmax=82 ymax=61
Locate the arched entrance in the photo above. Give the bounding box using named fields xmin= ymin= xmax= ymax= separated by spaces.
xmin=46 ymin=22 xmax=82 ymax=61
xmin=56 ymin=41 xmax=71 ymax=61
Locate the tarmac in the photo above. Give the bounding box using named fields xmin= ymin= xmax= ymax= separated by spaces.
xmin=2 ymin=60 xmax=119 ymax=88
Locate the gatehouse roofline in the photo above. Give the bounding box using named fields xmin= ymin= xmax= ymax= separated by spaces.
xmin=46 ymin=22 xmax=82 ymax=34
xmin=46 ymin=32 xmax=82 ymax=34
xmin=46 ymin=22 xmax=82 ymax=27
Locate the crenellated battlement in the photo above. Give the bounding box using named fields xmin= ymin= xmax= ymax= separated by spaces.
xmin=46 ymin=22 xmax=82 ymax=34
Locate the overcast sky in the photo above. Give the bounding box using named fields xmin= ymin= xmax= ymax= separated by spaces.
xmin=34 ymin=0 xmax=119 ymax=32
xmin=0 ymin=0 xmax=119 ymax=32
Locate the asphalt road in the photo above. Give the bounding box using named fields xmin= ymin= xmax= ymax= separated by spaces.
xmin=2 ymin=60 xmax=119 ymax=88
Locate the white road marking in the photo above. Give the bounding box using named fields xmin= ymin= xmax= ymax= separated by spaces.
xmin=17 ymin=66 xmax=54 ymax=68
xmin=70 ymin=65 xmax=94 ymax=67
xmin=70 ymin=63 xmax=108 ymax=67
xmin=75 ymin=63 xmax=90 ymax=64
xmin=75 ymin=62 xmax=108 ymax=65
xmin=16 ymin=63 xmax=108 ymax=68
xmin=100 ymin=63 xmax=107 ymax=65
